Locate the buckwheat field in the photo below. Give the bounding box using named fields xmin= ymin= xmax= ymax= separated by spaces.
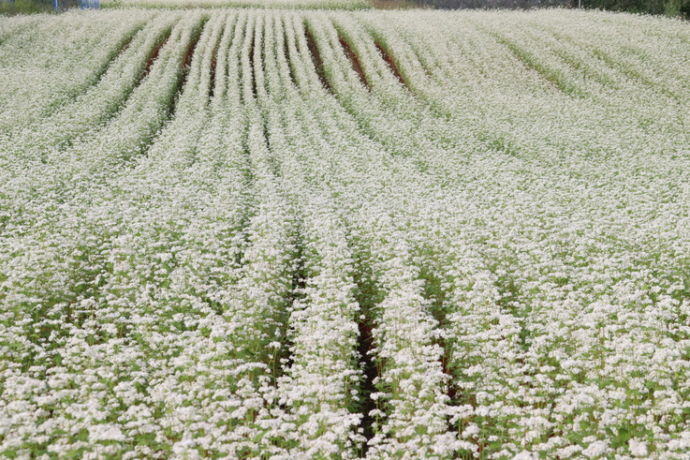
xmin=0 ymin=6 xmax=688 ymax=459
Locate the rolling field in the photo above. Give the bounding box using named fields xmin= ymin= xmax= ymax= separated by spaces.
xmin=0 ymin=7 xmax=689 ymax=459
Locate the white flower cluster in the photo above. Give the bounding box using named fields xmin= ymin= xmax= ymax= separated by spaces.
xmin=102 ymin=0 xmax=370 ymax=11
xmin=0 ymin=10 xmax=156 ymax=133
xmin=1 ymin=7 xmax=688 ymax=460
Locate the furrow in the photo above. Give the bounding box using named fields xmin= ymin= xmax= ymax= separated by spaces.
xmin=0 ymin=16 xmax=177 ymax=173
xmin=303 ymin=19 xmax=334 ymax=93
xmin=267 ymin=26 xmax=371 ymax=455
xmin=373 ymin=40 xmax=407 ymax=89
xmin=337 ymin=33 xmax=370 ymax=89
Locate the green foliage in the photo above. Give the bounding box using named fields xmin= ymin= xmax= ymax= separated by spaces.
xmin=0 ymin=0 xmax=84 ymax=15
xmin=584 ymin=0 xmax=690 ymax=17
xmin=0 ymin=0 xmax=53 ymax=15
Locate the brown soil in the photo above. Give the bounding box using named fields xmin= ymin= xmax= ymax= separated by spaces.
xmin=209 ymin=52 xmax=217 ymax=99
xmin=338 ymin=36 xmax=370 ymax=89
xmin=144 ymin=30 xmax=171 ymax=77
xmin=375 ymin=41 xmax=408 ymax=88
xmin=304 ymin=24 xmax=333 ymax=92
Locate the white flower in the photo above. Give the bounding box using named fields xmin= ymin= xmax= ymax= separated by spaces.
xmin=629 ymin=440 xmax=648 ymax=457
xmin=89 ymin=424 xmax=125 ymax=443
xmin=582 ymin=440 xmax=608 ymax=458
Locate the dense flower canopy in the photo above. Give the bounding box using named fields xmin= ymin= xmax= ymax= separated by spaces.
xmin=0 ymin=7 xmax=688 ymax=459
